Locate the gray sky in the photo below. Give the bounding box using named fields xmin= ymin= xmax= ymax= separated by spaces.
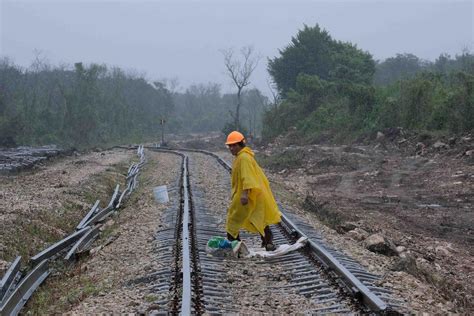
xmin=1 ymin=0 xmax=473 ymax=95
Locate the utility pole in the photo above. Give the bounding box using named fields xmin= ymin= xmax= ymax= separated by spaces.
xmin=160 ymin=118 xmax=166 ymax=146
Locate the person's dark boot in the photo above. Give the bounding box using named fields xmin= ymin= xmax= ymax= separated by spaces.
xmin=227 ymin=232 xmax=240 ymax=241
xmin=261 ymin=226 xmax=276 ymax=251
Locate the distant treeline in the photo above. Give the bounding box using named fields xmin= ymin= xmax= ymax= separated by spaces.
xmin=0 ymin=58 xmax=269 ymax=148
xmin=263 ymin=24 xmax=474 ymax=142
xmin=1 ymin=25 xmax=473 ymax=148
xmin=0 ymin=59 xmax=173 ymax=148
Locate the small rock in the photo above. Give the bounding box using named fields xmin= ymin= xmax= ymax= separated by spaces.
xmin=0 ymin=259 xmax=10 ymax=274
xmin=435 ymin=245 xmax=451 ymax=256
xmin=336 ymin=222 xmax=357 ymax=234
xmin=398 ymin=138 xmax=408 ymax=145
xmin=90 ymin=245 xmax=104 ymax=255
xmin=396 ymin=246 xmax=406 ymax=254
xmin=103 ymin=219 xmax=115 ymax=228
xmin=346 ymin=228 xmax=369 ymax=241
xmin=433 ymin=141 xmax=448 ymax=149
xmin=416 ymin=142 xmax=426 ymax=155
xmin=365 ymin=233 xmax=398 ymax=256
xmin=376 ymin=132 xmax=385 ymax=141
xmin=147 ymin=304 xmax=160 ymax=311
xmin=391 ymin=254 xmax=417 ymax=273
xmin=465 ymin=149 xmax=473 ymax=156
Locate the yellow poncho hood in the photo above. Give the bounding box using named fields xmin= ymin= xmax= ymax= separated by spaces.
xmin=226 ymin=147 xmax=281 ymax=238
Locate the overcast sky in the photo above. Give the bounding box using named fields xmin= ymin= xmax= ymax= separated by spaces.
xmin=1 ymin=0 xmax=473 ymax=95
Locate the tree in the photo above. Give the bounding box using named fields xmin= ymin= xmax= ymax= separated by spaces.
xmin=263 ymin=24 xmax=376 ymax=141
xmin=221 ymin=46 xmax=260 ymax=130
xmin=268 ymin=24 xmax=374 ymax=96
xmin=374 ymin=53 xmax=428 ymax=85
xmin=243 ymin=88 xmax=268 ymax=138
xmin=267 ymin=78 xmax=281 ymax=110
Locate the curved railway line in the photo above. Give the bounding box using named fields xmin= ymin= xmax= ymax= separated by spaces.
xmin=1 ymin=146 xmax=407 ymax=314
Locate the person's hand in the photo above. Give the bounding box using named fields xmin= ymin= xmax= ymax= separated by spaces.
xmin=240 ymin=190 xmax=249 ymax=205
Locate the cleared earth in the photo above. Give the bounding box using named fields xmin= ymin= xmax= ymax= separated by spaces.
xmin=1 ymin=133 xmax=472 ymax=313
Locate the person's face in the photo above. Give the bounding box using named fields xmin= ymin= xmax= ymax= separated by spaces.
xmin=227 ymin=143 xmax=242 ymax=156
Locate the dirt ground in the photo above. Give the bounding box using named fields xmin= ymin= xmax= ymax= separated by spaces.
xmin=1 ymin=132 xmax=472 ymax=314
xmin=251 ymin=133 xmax=473 ymax=313
xmin=163 ymin=132 xmax=474 ymax=313
xmin=0 ymin=148 xmax=133 ymax=267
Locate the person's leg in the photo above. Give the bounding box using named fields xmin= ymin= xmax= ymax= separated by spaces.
xmin=260 ymin=226 xmax=276 ymax=251
xmin=227 ymin=232 xmax=240 ymax=241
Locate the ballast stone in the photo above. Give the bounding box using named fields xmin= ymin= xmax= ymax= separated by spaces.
xmin=365 ymin=233 xmax=398 ymax=256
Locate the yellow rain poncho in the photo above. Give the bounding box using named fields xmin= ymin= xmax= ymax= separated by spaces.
xmin=226 ymin=147 xmax=281 ymax=238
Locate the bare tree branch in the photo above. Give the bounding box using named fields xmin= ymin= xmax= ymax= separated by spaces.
xmin=267 ymin=78 xmax=281 ymax=110
xmin=221 ymin=45 xmax=260 ymax=130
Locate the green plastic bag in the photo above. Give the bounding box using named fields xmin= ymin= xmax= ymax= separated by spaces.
xmin=207 ymin=236 xmax=239 ymax=249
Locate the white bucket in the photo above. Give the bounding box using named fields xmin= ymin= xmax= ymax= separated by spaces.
xmin=153 ymin=185 xmax=169 ymax=203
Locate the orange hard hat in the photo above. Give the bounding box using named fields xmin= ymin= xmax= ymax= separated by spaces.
xmin=225 ymin=131 xmax=245 ymax=145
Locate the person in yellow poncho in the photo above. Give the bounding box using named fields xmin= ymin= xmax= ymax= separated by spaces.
xmin=225 ymin=131 xmax=281 ymax=251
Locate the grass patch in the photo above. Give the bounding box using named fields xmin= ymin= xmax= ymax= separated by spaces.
xmin=145 ymin=294 xmax=158 ymax=303
xmin=26 ymin=261 xmax=105 ymax=314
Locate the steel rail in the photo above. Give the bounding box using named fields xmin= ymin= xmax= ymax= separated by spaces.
xmin=107 ymin=184 xmax=120 ymax=208
xmin=116 ymin=187 xmax=129 ymax=209
xmin=81 ymin=205 xmax=115 ymax=228
xmin=181 ymin=155 xmax=192 ymax=315
xmin=0 ymin=260 xmax=49 ymax=316
xmin=64 ymin=226 xmax=100 ymax=261
xmin=153 ymin=148 xmax=193 ymax=314
xmin=162 ymin=147 xmax=388 ymax=313
xmin=30 ymin=227 xmax=91 ymax=266
xmin=280 ymin=213 xmax=387 ymax=311
xmin=76 ymin=200 xmax=100 ymax=230
xmin=0 ymin=256 xmax=21 ymax=303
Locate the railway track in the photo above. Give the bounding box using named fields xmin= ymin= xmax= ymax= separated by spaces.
xmin=149 ymin=147 xmax=405 ymax=314
xmin=1 ymin=146 xmax=406 ymax=314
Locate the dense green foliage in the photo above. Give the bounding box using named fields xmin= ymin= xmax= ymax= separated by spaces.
xmin=0 ymin=59 xmax=173 ymax=148
xmin=373 ymin=70 xmax=474 ymax=133
xmin=263 ymin=25 xmax=474 ymax=142
xmin=268 ymin=24 xmax=375 ymax=96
